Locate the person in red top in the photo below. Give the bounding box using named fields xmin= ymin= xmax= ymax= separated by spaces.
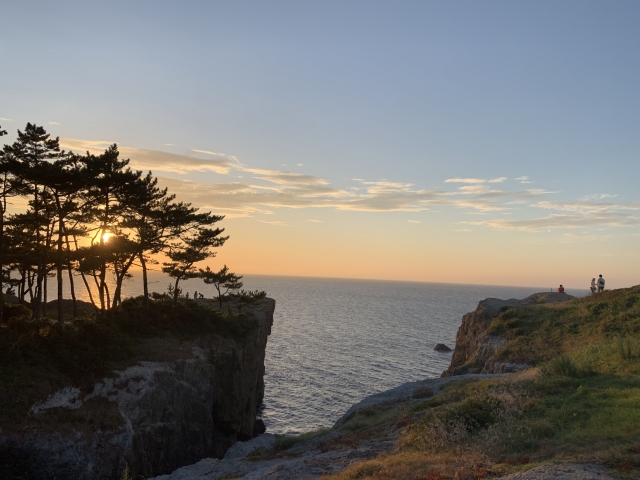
xmin=557 ymin=285 xmax=565 ymax=293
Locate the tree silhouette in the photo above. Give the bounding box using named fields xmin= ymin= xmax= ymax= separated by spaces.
xmin=3 ymin=124 xmax=62 ymax=319
xmin=198 ymin=264 xmax=244 ymax=308
xmin=163 ymin=225 xmax=228 ymax=303
xmin=0 ymin=123 xmax=238 ymax=318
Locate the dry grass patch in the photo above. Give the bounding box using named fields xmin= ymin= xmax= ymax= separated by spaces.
xmin=322 ymin=451 xmax=490 ymax=480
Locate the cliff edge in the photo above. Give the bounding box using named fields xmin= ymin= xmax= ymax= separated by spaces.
xmin=0 ymin=298 xmax=275 ymax=480
xmin=442 ymin=292 xmax=573 ymax=377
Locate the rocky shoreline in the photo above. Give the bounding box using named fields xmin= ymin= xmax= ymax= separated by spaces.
xmin=150 ymin=373 xmax=508 ymax=480
xmin=149 ymin=290 xmax=625 ymax=480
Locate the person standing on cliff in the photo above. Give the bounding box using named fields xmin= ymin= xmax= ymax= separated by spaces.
xmin=590 ymin=278 xmax=597 ymax=295
xmin=597 ymin=275 xmax=605 ymax=293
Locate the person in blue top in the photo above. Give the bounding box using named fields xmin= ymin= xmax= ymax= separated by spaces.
xmin=597 ymin=275 xmax=605 ymax=293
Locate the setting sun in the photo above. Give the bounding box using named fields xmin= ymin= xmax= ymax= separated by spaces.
xmin=102 ymin=232 xmax=115 ymax=243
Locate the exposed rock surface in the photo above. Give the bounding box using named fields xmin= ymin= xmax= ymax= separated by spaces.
xmin=0 ymin=299 xmax=275 ymax=480
xmin=434 ymin=343 xmax=452 ymax=352
xmin=442 ymin=292 xmax=573 ymax=377
xmin=223 ymin=433 xmax=276 ymax=460
xmin=333 ymin=373 xmax=503 ymax=428
xmin=151 ymin=436 xmax=393 ymax=480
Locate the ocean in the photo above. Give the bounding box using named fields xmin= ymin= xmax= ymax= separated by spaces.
xmin=42 ymin=271 xmax=587 ymax=435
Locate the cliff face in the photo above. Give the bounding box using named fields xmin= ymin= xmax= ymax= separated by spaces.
xmin=0 ymin=298 xmax=275 ymax=480
xmin=442 ymin=292 xmax=571 ymax=377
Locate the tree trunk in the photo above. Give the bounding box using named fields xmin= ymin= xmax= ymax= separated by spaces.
xmin=34 ymin=186 xmax=41 ymax=320
xmin=0 ymin=203 xmax=4 ymax=324
xmin=173 ymin=277 xmax=180 ymax=304
xmin=113 ymin=254 xmax=136 ymax=308
xmin=63 ymin=227 xmax=77 ymax=319
xmin=42 ymin=218 xmax=55 ymax=318
xmin=98 ymin=264 xmax=106 ymax=314
xmin=92 ymin=272 xmax=105 ymax=312
xmin=80 ymin=271 xmax=98 ymax=313
xmin=140 ymin=253 xmax=149 ymax=308
xmin=105 ymin=281 xmax=111 ymax=311
xmin=55 ymin=195 xmax=64 ymax=322
xmin=72 ymin=234 xmax=97 ymax=313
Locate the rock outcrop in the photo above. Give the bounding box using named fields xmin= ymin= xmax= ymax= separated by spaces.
xmin=442 ymin=292 xmax=572 ymax=377
xmin=0 ymin=299 xmax=275 ymax=480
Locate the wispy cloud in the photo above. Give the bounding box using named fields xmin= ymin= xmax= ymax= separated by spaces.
xmin=532 ymin=200 xmax=640 ymax=213
xmin=467 ymin=211 xmax=640 ymax=231
xmin=242 ymin=167 xmax=329 ymax=186
xmin=55 ymin=138 xmax=638 ymax=234
xmin=445 ymin=178 xmax=486 ymax=184
xmin=191 ymin=149 xmax=227 ymax=156
xmin=48 ymin=121 xmax=60 ymax=125
xmin=584 ymin=193 xmax=618 ymax=200
xmin=0 ymin=118 xmax=12 ymax=122
xmin=515 ymin=176 xmax=532 ymax=184
xmin=60 ymin=139 xmax=236 ymax=174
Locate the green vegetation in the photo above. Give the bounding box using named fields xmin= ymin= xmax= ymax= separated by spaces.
xmin=0 ymin=296 xmax=260 ymax=377
xmin=487 ymin=286 xmax=640 ymax=371
xmin=272 ymin=428 xmax=332 ymax=452
xmin=318 ymin=286 xmax=640 ymax=479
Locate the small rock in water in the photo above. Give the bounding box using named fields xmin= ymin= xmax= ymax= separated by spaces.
xmin=434 ymin=343 xmax=452 ymax=352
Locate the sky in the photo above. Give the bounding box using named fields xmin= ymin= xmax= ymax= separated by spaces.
xmin=1 ymin=1 xmax=639 ymax=289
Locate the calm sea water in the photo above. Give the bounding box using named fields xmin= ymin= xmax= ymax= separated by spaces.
xmin=43 ymin=271 xmax=586 ymax=435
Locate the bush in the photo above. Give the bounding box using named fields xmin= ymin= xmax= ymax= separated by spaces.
xmin=114 ymin=296 xmax=258 ymax=342
xmin=439 ymin=395 xmax=503 ymax=433
xmin=541 ymin=355 xmax=580 ymax=377
xmin=0 ymin=296 xmax=261 ymax=383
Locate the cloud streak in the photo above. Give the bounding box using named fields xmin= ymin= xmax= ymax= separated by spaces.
xmin=56 ymin=138 xmax=639 ymax=233
xmin=60 ymin=139 xmax=236 ymax=174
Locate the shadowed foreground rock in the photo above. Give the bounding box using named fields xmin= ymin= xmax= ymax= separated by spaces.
xmin=442 ymin=292 xmax=572 ymax=377
xmin=0 ymin=299 xmax=274 ymax=480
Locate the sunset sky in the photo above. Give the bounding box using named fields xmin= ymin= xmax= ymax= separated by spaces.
xmin=1 ymin=1 xmax=639 ymax=288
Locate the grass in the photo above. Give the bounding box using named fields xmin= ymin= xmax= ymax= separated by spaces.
xmin=487 ymin=285 xmax=640 ymax=368
xmin=272 ymin=428 xmax=332 ymax=452
xmin=339 ymin=402 xmax=402 ymax=432
xmin=318 ymin=286 xmax=640 ymax=479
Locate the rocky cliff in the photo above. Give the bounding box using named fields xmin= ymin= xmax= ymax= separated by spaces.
xmin=0 ymin=298 xmax=275 ymax=480
xmin=442 ymin=292 xmax=572 ymax=377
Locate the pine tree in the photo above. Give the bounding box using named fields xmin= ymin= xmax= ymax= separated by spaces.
xmin=163 ymin=225 xmax=228 ymax=303
xmin=199 ymin=265 xmax=243 ymax=308
xmin=2 ymin=124 xmax=61 ymax=319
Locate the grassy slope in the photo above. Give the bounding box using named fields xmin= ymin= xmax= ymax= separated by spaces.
xmin=287 ymin=286 xmax=640 ymax=479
